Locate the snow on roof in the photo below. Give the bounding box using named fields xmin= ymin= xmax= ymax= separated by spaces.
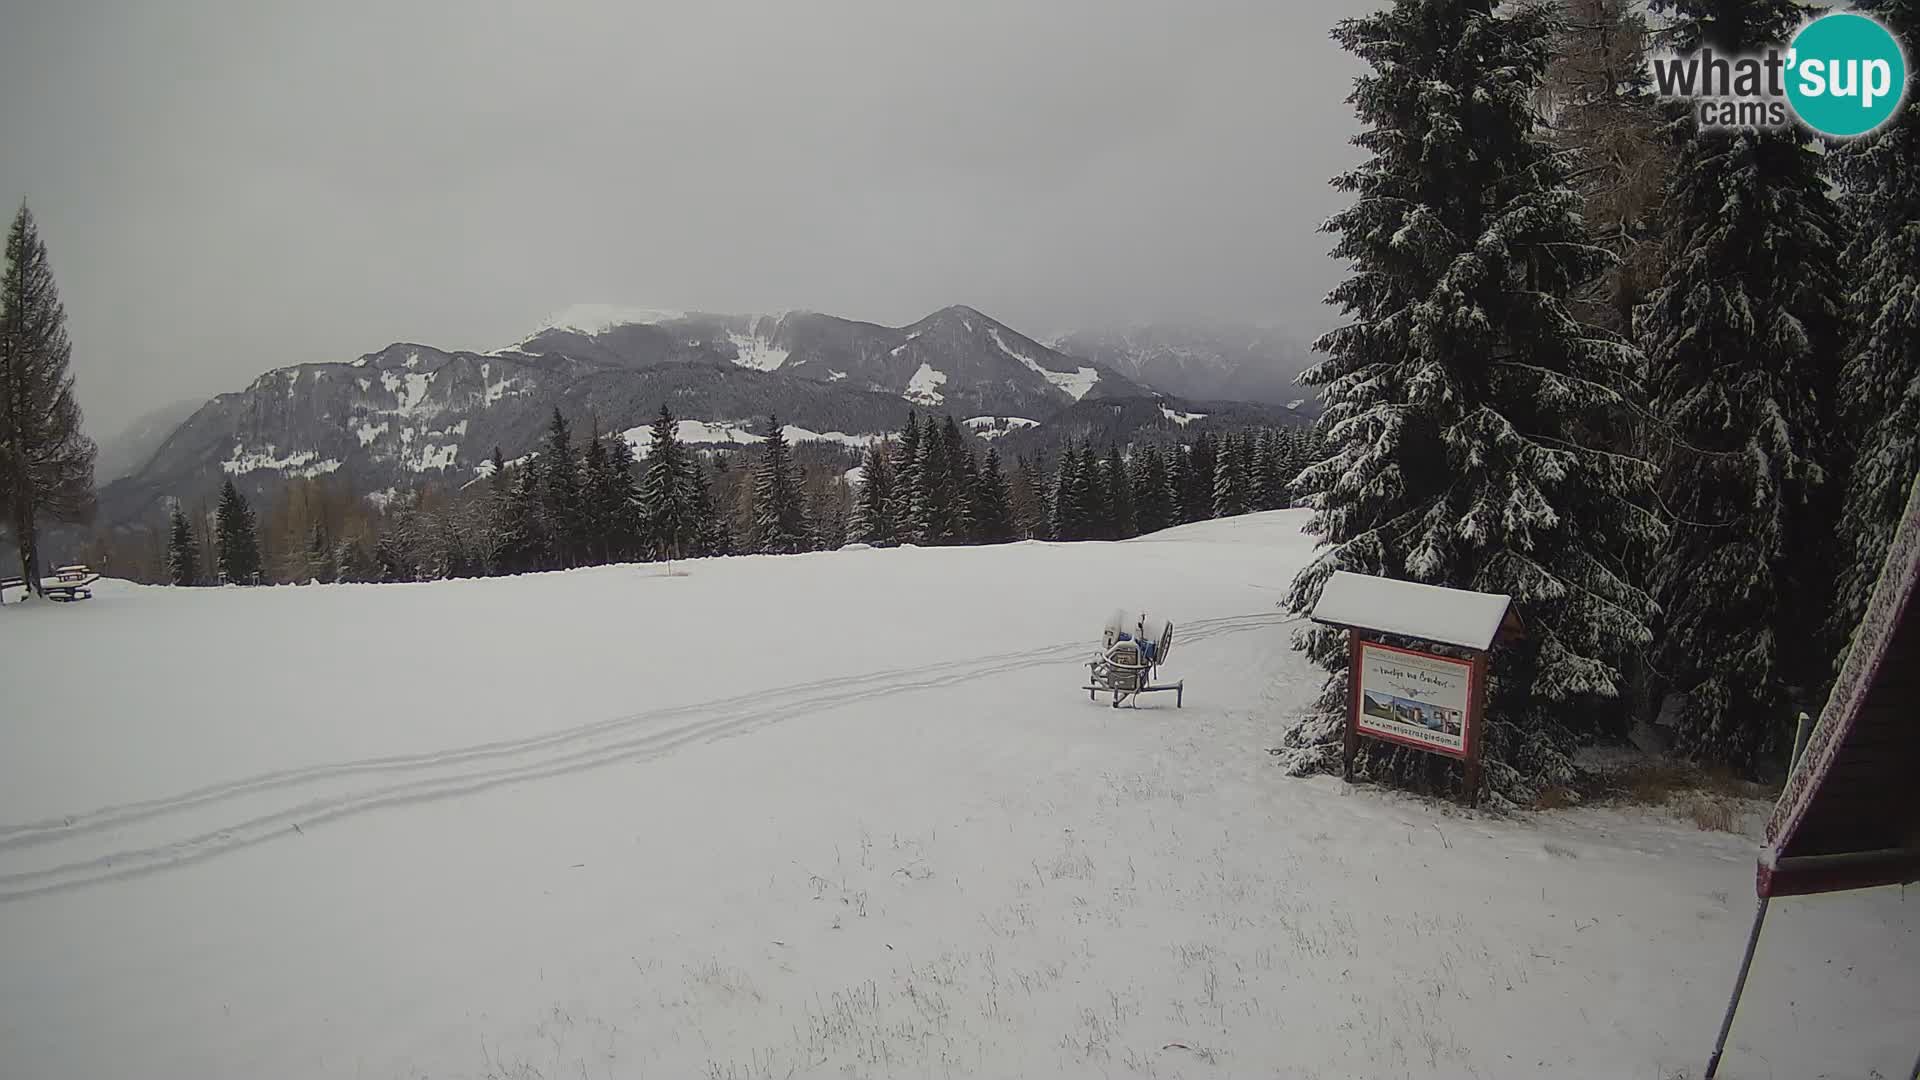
xmin=1309 ymin=570 xmax=1512 ymax=651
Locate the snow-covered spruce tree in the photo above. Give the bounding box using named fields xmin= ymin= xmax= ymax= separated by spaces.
xmin=1131 ymin=444 xmax=1176 ymax=535
xmin=214 ymin=479 xmax=261 ymax=584
xmin=165 ymin=502 xmax=199 ymax=586
xmin=910 ymin=418 xmax=958 ymax=544
xmin=887 ymin=412 xmax=922 ymax=544
xmin=1641 ymin=0 xmax=1848 ymax=768
xmin=579 ymin=421 xmax=617 ymax=565
xmin=972 ymin=446 xmax=1015 ymax=544
xmin=0 ymin=203 xmax=96 ymax=591
xmin=750 ymin=415 xmax=809 ymax=554
xmin=852 ymin=438 xmax=896 ymax=544
xmin=1075 ymin=444 xmax=1109 ymax=539
xmin=1011 ymin=454 xmax=1050 ymax=540
xmin=538 ymin=409 xmax=585 ymax=568
xmin=1828 ymin=0 xmax=1920 ymax=667
xmin=639 ymin=404 xmax=698 ymax=562
xmin=604 ymin=428 xmax=642 ymax=560
xmin=1254 ymin=430 xmax=1286 ymax=511
xmin=1106 ymin=446 xmax=1136 ymax=539
xmin=943 ymin=417 xmax=978 ymax=543
xmin=1051 ymin=443 xmax=1081 ymax=541
xmin=490 ymin=460 xmax=544 ymax=574
xmin=686 ymin=458 xmax=726 ymax=557
xmin=1213 ymin=432 xmax=1249 ymax=518
xmin=1281 ymin=0 xmax=1662 ymax=806
xmin=1183 ymin=434 xmax=1217 ymax=523
xmin=1164 ymin=443 xmax=1194 ymax=526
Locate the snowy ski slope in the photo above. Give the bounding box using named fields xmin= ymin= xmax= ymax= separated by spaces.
xmin=1 ymin=511 xmax=1914 ymax=1078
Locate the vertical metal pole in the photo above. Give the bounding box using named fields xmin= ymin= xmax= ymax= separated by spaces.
xmin=1343 ymin=631 xmax=1362 ymax=782
xmin=1704 ymin=895 xmax=1771 ymax=1079
xmin=1790 ymin=711 xmax=1813 ymax=769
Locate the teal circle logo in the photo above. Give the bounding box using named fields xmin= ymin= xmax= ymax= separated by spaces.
xmin=1786 ymin=13 xmax=1908 ymax=137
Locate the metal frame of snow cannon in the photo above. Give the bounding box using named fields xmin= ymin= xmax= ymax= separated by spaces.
xmin=1084 ymin=616 xmax=1183 ymax=709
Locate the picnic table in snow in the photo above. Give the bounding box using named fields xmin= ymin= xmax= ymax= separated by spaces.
xmin=0 ymin=565 xmax=100 ymax=603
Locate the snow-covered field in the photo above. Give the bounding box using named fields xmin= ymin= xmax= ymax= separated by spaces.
xmin=1 ymin=512 xmax=1915 ymax=1079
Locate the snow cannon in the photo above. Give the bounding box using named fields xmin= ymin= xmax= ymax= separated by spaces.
xmin=1086 ymin=611 xmax=1183 ymax=709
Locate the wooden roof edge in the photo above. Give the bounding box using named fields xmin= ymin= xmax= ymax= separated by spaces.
xmin=1761 ymin=470 xmax=1920 ymax=866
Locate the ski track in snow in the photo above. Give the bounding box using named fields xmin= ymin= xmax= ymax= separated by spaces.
xmin=0 ymin=612 xmax=1293 ymax=902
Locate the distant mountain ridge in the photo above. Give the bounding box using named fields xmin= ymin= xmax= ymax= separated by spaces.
xmin=89 ymin=305 xmax=1308 ymax=537
xmin=507 ymin=304 xmax=1144 ymax=418
xmin=93 ymin=398 xmax=205 ymax=482
xmin=1050 ymin=323 xmax=1319 ymax=413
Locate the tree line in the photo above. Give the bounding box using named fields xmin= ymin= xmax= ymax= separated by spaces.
xmin=1271 ymin=0 xmax=1920 ymax=805
xmin=163 ymin=406 xmax=1323 ymax=586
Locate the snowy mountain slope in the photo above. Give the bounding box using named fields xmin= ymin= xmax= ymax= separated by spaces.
xmin=91 ymin=398 xmax=207 ymax=482
xmin=2 ymin=511 xmax=1913 ymax=1079
xmin=512 ymin=304 xmax=1145 ymax=418
xmin=93 ymin=344 xmax=914 ymax=531
xmin=1053 ymin=322 xmax=1320 ymax=413
xmin=91 ymin=304 xmax=1152 ymax=535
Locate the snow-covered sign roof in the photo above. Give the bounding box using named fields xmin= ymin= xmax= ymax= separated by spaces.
xmin=1759 ymin=471 xmax=1920 ymax=899
xmin=1308 ymin=571 xmax=1513 ymax=651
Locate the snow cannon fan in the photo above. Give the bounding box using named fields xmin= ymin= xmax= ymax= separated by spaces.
xmin=1085 ymin=610 xmax=1183 ymax=709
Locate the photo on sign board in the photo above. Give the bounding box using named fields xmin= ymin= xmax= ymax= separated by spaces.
xmin=1354 ymin=643 xmax=1473 ymax=757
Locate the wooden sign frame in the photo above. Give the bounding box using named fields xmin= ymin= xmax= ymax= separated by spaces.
xmin=1343 ymin=631 xmax=1489 ymax=807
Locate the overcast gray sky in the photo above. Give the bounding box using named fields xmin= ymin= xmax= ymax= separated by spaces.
xmin=0 ymin=0 xmax=1364 ymax=436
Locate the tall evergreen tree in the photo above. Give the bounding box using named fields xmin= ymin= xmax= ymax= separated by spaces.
xmin=1641 ymin=0 xmax=1849 ymax=768
xmin=852 ymin=439 xmax=896 ymax=544
xmin=639 ymin=404 xmax=698 ymax=561
xmin=1184 ymin=433 xmax=1218 ymax=523
xmin=539 ymin=409 xmax=584 ymax=568
xmin=751 ymin=415 xmax=809 ymax=553
xmin=1075 ymin=444 xmax=1108 ymax=539
xmin=214 ymin=479 xmax=262 ymax=584
xmin=1165 ymin=443 xmax=1194 ymax=526
xmin=493 ymin=462 xmax=545 ymax=574
xmin=1544 ymin=0 xmax=1672 ymax=335
xmin=1254 ymin=430 xmax=1287 ymax=511
xmin=0 ymin=204 xmax=96 ymax=592
xmin=1829 ymin=0 xmax=1920 ymax=664
xmin=1282 ymin=0 xmax=1662 ymax=805
xmin=1051 ymin=443 xmax=1083 ymax=541
xmin=1213 ymin=433 xmax=1250 ymax=518
xmin=945 ymin=418 xmax=978 ymax=543
xmin=1011 ymin=454 xmax=1049 ymax=540
xmin=605 ymin=430 xmax=642 ymax=560
xmin=888 ymin=412 xmax=922 ymax=544
xmin=1106 ymin=446 xmax=1136 ymax=539
xmin=166 ymin=502 xmax=199 ymax=586
xmin=910 ymin=418 xmax=958 ymax=544
xmin=1131 ymin=444 xmax=1176 ymax=535
xmin=579 ymin=422 xmax=618 ymax=565
xmin=972 ymin=447 xmax=1015 ymax=544
xmin=689 ymin=457 xmax=730 ymax=558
